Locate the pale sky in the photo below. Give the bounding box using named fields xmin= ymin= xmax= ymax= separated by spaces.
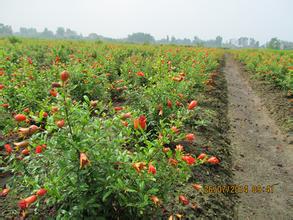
xmin=0 ymin=0 xmax=292 ymax=43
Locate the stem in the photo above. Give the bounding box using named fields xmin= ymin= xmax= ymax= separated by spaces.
xmin=62 ymin=84 xmax=74 ymax=138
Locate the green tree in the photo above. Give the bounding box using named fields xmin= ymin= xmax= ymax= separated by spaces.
xmin=127 ymin=32 xmax=155 ymax=44
xmin=267 ymin=37 xmax=281 ymax=50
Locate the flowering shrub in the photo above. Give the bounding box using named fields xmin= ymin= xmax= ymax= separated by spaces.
xmin=0 ymin=39 xmax=222 ymax=218
xmin=233 ymin=49 xmax=293 ymax=94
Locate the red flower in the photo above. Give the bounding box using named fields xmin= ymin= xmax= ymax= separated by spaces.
xmin=182 ymin=155 xmax=196 ymax=165
xmin=139 ymin=115 xmax=147 ymax=129
xmin=167 ymin=99 xmax=172 ymax=108
xmin=60 ymin=70 xmax=70 ymax=82
xmin=188 ymin=100 xmax=198 ymax=110
xmin=136 ymin=71 xmax=145 ymax=77
xmin=185 ymin=133 xmax=195 ymax=142
xmin=43 ymin=112 xmax=48 ymax=118
xmin=51 ymin=82 xmax=61 ymax=88
xmin=36 ymin=188 xmax=47 ymax=197
xmin=35 ymin=145 xmax=42 ymax=154
xmin=18 ymin=200 xmax=27 ymax=209
xmin=197 ymin=153 xmax=207 ymax=160
xmin=2 ymin=103 xmax=9 ymax=108
xmin=148 ymin=164 xmax=156 ymax=175
xmin=207 ymin=156 xmax=220 ymax=165
xmin=114 ymin=106 xmax=123 ymax=112
xmin=179 ymin=195 xmax=189 ymax=205
xmin=4 ymin=144 xmax=12 ymax=154
xmin=14 ymin=114 xmax=26 ymax=122
xmin=0 ymin=84 xmax=4 ymax=90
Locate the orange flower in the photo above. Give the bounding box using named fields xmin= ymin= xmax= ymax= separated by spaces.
xmin=192 ymin=184 xmax=202 ymax=191
xmin=56 ymin=119 xmax=65 ymax=128
xmin=21 ymin=148 xmax=30 ymax=156
xmin=80 ymin=152 xmax=90 ymax=168
xmin=197 ymin=153 xmax=207 ymax=160
xmin=36 ymin=188 xmax=47 ymax=197
xmin=179 ymin=195 xmax=189 ymax=205
xmin=136 ymin=71 xmax=145 ymax=77
xmin=175 ymin=144 xmax=183 ymax=151
xmin=171 ymin=126 xmax=180 ymax=134
xmin=185 ymin=133 xmax=195 ymax=142
xmin=4 ymin=144 xmax=12 ymax=154
xmin=19 ymin=195 xmax=37 ymax=209
xmin=207 ymin=156 xmax=220 ymax=165
xmin=0 ymin=188 xmax=10 ymax=197
xmin=188 ymin=100 xmax=198 ymax=110
xmin=132 ymin=162 xmax=146 ymax=173
xmin=50 ymin=89 xmax=58 ymax=97
xmin=169 ymin=158 xmax=178 ymax=166
xmin=121 ymin=120 xmax=128 ymax=127
xmin=162 ymin=147 xmax=170 ymax=153
xmin=134 ymin=115 xmax=147 ymax=130
xmin=182 ymin=155 xmax=196 ymax=165
xmin=150 ymin=195 xmax=160 ymax=206
xmin=14 ymin=114 xmax=26 ymax=122
xmin=121 ymin=112 xmax=132 ymax=119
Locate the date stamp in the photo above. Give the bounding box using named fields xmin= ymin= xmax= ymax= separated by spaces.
xmin=203 ymin=184 xmax=274 ymax=194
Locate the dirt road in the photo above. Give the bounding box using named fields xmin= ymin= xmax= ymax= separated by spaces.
xmin=224 ymin=55 xmax=293 ymax=219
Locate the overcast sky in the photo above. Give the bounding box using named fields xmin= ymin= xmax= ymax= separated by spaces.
xmin=1 ymin=0 xmax=292 ymax=43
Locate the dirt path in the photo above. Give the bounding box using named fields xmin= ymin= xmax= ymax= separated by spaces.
xmin=224 ymin=55 xmax=293 ymax=220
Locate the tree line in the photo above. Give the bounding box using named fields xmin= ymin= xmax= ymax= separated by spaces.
xmin=0 ymin=23 xmax=292 ymax=49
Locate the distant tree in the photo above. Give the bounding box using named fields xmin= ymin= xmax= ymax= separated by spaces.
xmin=0 ymin=23 xmax=13 ymax=36
xmin=267 ymin=38 xmax=281 ymax=50
xmin=88 ymin=33 xmax=99 ymax=40
xmin=193 ymin=36 xmax=201 ymax=44
xmin=65 ymin=28 xmax=79 ymax=39
xmin=215 ymin=36 xmax=223 ymax=47
xmin=170 ymin=36 xmax=176 ymax=44
xmin=41 ymin=28 xmax=54 ymax=38
xmin=56 ymin=27 xmax=65 ymax=38
xmin=19 ymin=27 xmax=38 ymax=37
xmin=166 ymin=35 xmax=170 ymax=43
xmin=238 ymin=37 xmax=249 ymax=47
xmin=126 ymin=32 xmax=155 ymax=43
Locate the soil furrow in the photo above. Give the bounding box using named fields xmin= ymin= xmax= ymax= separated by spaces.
xmin=224 ymin=54 xmax=293 ymax=220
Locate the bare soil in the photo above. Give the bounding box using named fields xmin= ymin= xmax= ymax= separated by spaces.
xmin=225 ymin=54 xmax=293 ymax=220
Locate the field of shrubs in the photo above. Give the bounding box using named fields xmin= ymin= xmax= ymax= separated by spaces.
xmin=233 ymin=49 xmax=293 ymax=94
xmin=0 ymin=39 xmax=232 ymax=219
